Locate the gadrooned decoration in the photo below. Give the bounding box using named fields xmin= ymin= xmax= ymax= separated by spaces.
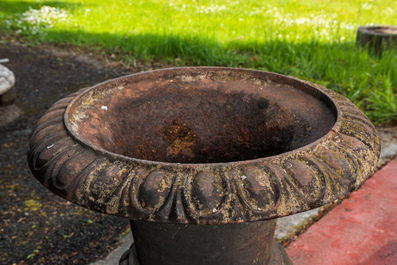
xmin=28 ymin=67 xmax=380 ymax=225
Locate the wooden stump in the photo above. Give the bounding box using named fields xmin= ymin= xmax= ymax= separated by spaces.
xmin=356 ymin=25 xmax=397 ymax=55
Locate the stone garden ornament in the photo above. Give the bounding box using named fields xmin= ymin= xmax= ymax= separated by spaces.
xmin=0 ymin=60 xmax=21 ymax=129
xmin=0 ymin=61 xmax=16 ymax=106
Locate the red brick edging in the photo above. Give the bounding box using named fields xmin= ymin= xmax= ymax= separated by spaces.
xmin=287 ymin=159 xmax=397 ymax=265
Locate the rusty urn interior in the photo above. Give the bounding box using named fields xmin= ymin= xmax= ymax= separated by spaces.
xmin=66 ymin=68 xmax=336 ymax=165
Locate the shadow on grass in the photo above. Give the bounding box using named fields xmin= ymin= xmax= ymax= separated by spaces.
xmin=28 ymin=28 xmax=397 ymax=123
xmin=0 ymin=1 xmax=396 ymax=123
xmin=41 ymin=28 xmax=395 ymax=79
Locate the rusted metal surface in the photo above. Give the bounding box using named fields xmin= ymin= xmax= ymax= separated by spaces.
xmin=28 ymin=67 xmax=380 ymax=225
xmin=67 ymin=72 xmax=334 ymax=164
xmin=119 ymin=219 xmax=292 ymax=265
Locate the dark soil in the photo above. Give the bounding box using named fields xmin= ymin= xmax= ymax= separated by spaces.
xmin=0 ymin=41 xmax=138 ymax=265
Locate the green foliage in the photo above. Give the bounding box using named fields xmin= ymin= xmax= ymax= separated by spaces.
xmin=1 ymin=0 xmax=396 ymax=124
xmin=27 ymin=246 xmax=41 ymax=259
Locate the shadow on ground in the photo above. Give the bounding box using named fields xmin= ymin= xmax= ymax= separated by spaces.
xmin=0 ymin=41 xmax=134 ymax=265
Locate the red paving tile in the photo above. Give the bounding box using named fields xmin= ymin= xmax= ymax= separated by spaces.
xmin=286 ymin=158 xmax=397 ymax=265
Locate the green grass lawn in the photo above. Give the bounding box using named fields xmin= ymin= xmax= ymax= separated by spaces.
xmin=1 ymin=0 xmax=396 ymax=124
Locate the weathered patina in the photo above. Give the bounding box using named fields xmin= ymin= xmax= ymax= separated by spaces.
xmin=28 ymin=67 xmax=380 ymax=264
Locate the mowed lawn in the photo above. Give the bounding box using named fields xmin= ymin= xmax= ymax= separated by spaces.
xmin=1 ymin=0 xmax=396 ymax=124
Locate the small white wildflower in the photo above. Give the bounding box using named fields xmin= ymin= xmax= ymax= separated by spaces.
xmin=101 ymin=106 xmax=108 ymax=110
xmin=11 ymin=6 xmax=69 ymax=35
xmin=361 ymin=2 xmax=373 ymax=10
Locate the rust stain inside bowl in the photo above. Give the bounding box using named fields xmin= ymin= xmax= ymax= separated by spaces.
xmin=65 ymin=69 xmax=336 ymax=164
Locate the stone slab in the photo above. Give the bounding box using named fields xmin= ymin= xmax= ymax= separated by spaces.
xmin=275 ymin=208 xmax=320 ymax=241
xmin=93 ymin=232 xmax=133 ymax=265
xmin=378 ymin=126 xmax=397 ymax=166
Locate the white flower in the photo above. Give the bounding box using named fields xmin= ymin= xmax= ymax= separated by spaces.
xmin=10 ymin=5 xmax=69 ymax=36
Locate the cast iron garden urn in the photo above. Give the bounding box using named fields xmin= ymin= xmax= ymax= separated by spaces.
xmin=27 ymin=67 xmax=380 ymax=265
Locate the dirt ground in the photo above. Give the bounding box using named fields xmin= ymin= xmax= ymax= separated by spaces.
xmin=0 ymin=41 xmax=140 ymax=265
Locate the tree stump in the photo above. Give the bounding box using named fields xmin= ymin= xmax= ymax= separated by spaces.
xmin=356 ymin=25 xmax=397 ymax=55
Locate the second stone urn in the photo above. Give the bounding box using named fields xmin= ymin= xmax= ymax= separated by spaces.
xmin=28 ymin=67 xmax=380 ymax=264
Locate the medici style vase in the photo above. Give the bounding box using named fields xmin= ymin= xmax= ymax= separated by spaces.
xmin=28 ymin=67 xmax=380 ymax=265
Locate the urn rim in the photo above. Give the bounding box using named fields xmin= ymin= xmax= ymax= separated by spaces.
xmin=28 ymin=67 xmax=380 ymax=224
